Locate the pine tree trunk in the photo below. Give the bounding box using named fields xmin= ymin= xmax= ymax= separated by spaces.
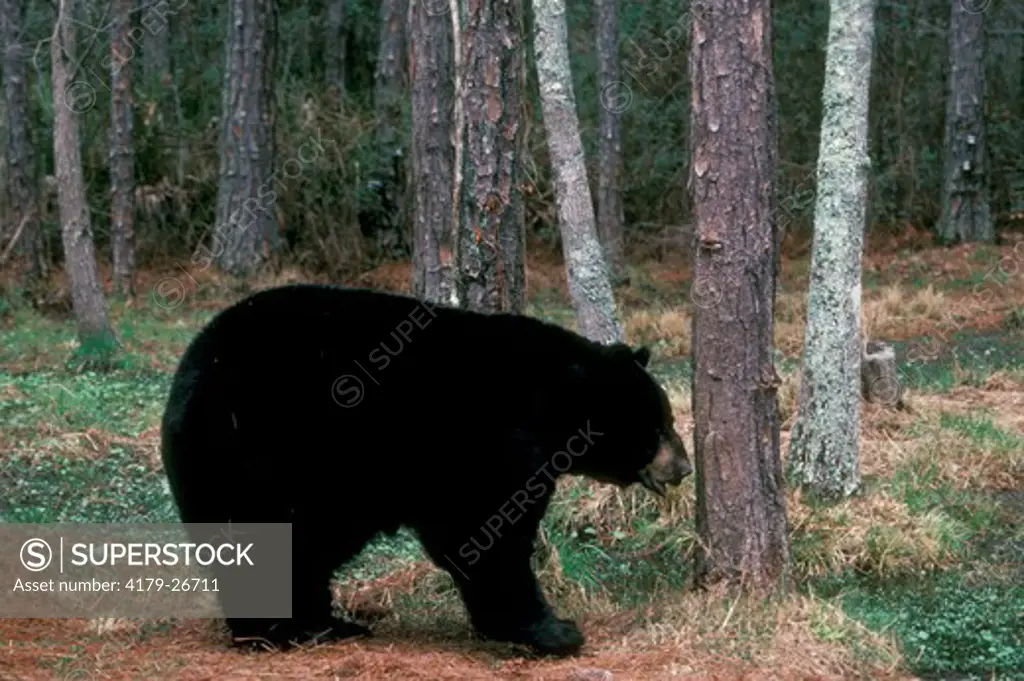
xmin=52 ymin=0 xmax=116 ymax=349
xmin=1 ymin=0 xmax=43 ymax=284
xmin=689 ymin=0 xmax=790 ymax=589
xmin=373 ymin=0 xmax=408 ymax=163
xmin=452 ymin=0 xmax=526 ymax=313
xmin=325 ymin=0 xmax=346 ymax=106
xmin=213 ymin=0 xmax=278 ymax=277
xmin=788 ymin=0 xmax=876 ymax=499
xmin=110 ymin=0 xmax=136 ymax=298
xmin=409 ymin=0 xmax=453 ymax=303
xmin=596 ymin=0 xmax=625 ymax=286
xmin=533 ymin=0 xmax=623 ymax=343
xmin=937 ymin=0 xmax=992 ymax=244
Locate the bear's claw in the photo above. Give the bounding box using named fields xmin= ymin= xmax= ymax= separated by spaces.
xmin=232 ymin=619 xmax=371 ymax=651
xmin=480 ymin=615 xmax=584 ymax=656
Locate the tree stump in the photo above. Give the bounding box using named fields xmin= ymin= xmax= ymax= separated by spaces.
xmin=861 ymin=340 xmax=906 ymax=409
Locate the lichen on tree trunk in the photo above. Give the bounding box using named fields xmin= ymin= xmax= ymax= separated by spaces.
xmin=532 ymin=0 xmax=623 ymax=344
xmin=52 ymin=0 xmax=116 ymax=353
xmin=452 ymin=0 xmax=526 ymax=313
xmin=937 ymin=0 xmax=992 ymax=244
xmin=788 ymin=0 xmax=876 ymax=500
xmin=689 ymin=0 xmax=790 ymax=589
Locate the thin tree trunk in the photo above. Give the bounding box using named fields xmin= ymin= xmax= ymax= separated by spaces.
xmin=325 ymin=0 xmax=346 ymax=106
xmin=142 ymin=0 xmax=171 ymax=87
xmin=110 ymin=0 xmax=136 ymax=298
xmin=533 ymin=0 xmax=623 ymax=343
xmin=1 ymin=0 xmax=43 ymax=284
xmin=788 ymin=0 xmax=876 ymax=499
xmin=409 ymin=0 xmax=453 ymax=303
xmin=52 ymin=0 xmax=116 ymax=350
xmin=689 ymin=0 xmax=790 ymax=589
xmin=373 ymin=0 xmax=408 ymax=163
xmin=937 ymin=0 xmax=992 ymax=243
xmin=596 ymin=0 xmax=625 ymax=286
xmin=212 ymin=0 xmax=278 ymax=277
xmin=452 ymin=0 xmax=526 ymax=313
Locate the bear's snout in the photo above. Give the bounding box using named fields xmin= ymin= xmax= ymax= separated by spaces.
xmin=638 ymin=434 xmax=692 ymax=497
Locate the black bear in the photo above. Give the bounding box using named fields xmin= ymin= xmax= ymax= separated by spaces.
xmin=160 ymin=284 xmax=691 ymax=655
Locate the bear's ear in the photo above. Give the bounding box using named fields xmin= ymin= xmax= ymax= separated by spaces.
xmin=605 ymin=342 xmax=633 ymax=359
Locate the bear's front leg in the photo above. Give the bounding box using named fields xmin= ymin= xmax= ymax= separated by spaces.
xmin=425 ymin=530 xmax=584 ymax=656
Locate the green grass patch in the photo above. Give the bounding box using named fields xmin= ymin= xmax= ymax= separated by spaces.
xmin=823 ymin=571 xmax=1024 ymax=679
xmin=0 ymin=446 xmax=176 ymax=523
xmin=938 ymin=412 xmax=1024 ymax=453
xmin=892 ymin=329 xmax=1024 ymax=392
xmin=0 ymin=370 xmax=170 ymax=440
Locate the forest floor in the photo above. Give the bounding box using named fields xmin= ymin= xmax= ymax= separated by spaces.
xmin=1 ymin=229 xmax=1022 ymax=680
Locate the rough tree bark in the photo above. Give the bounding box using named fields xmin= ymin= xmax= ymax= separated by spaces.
xmin=596 ymin=0 xmax=625 ymax=285
xmin=533 ymin=0 xmax=623 ymax=343
xmin=212 ymin=0 xmax=278 ymax=277
xmin=689 ymin=0 xmax=790 ymax=588
xmin=1 ymin=0 xmax=43 ymax=283
xmin=325 ymin=0 xmax=346 ymax=106
xmin=788 ymin=0 xmax=876 ymax=500
xmin=52 ymin=0 xmax=116 ymax=349
xmin=937 ymin=0 xmax=992 ymax=244
xmin=451 ymin=0 xmax=526 ymax=313
xmin=409 ymin=0 xmax=453 ymax=303
xmin=110 ymin=0 xmax=136 ymax=298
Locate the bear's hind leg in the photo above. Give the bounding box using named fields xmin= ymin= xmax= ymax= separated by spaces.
xmin=228 ymin=527 xmax=371 ymax=650
xmin=420 ymin=530 xmax=583 ymax=656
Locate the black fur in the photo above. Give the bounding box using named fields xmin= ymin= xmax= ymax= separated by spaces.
xmin=160 ymin=284 xmax=684 ymax=654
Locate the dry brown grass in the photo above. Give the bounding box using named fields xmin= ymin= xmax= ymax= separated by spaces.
xmin=0 ymin=587 xmax=907 ymax=681
xmin=615 ymin=587 xmax=904 ymax=679
xmin=774 ymin=289 xmax=809 ymax=358
xmin=788 ymin=489 xmax=966 ymax=579
xmin=863 ymin=284 xmax=950 ymax=342
xmin=624 ymin=307 xmax=692 ymax=358
xmin=853 ymin=379 xmax=1024 ymax=492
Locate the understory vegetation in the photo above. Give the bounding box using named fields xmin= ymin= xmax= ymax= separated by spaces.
xmin=1 ymin=240 xmax=1022 ymax=680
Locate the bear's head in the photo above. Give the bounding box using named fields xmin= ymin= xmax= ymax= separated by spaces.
xmin=557 ymin=343 xmax=692 ymax=497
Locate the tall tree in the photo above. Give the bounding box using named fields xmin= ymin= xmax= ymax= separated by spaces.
xmin=595 ymin=0 xmax=625 ymax=285
xmin=142 ymin=0 xmax=171 ymax=88
xmin=409 ymin=0 xmax=453 ymax=303
xmin=325 ymin=0 xmax=347 ymax=107
xmin=373 ymin=0 xmax=408 ymax=167
xmin=788 ymin=0 xmax=876 ymax=499
xmin=212 ymin=0 xmax=278 ymax=276
xmin=110 ymin=0 xmax=136 ymax=298
xmin=451 ymin=0 xmax=526 ymax=312
xmin=52 ymin=0 xmax=116 ymax=352
xmin=689 ymin=0 xmax=790 ymax=588
xmin=533 ymin=0 xmax=623 ymax=343
xmin=937 ymin=0 xmax=992 ymax=243
xmin=1 ymin=0 xmax=43 ymax=284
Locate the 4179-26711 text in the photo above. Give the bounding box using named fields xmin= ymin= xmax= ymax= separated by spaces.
xmin=10 ymin=577 xmax=220 ymax=593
